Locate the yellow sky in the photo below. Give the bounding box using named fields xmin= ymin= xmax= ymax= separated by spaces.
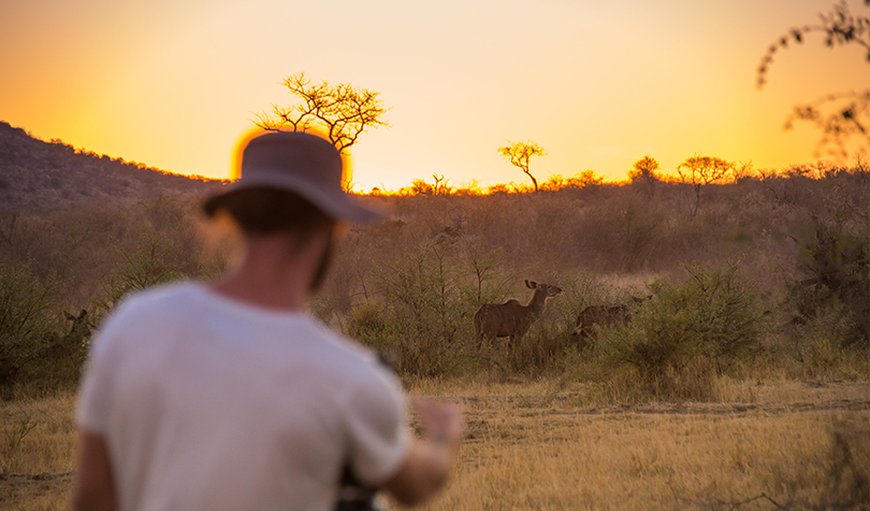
xmin=1 ymin=0 xmax=868 ymax=191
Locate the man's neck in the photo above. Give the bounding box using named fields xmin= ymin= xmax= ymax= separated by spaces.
xmin=211 ymin=234 xmax=322 ymax=312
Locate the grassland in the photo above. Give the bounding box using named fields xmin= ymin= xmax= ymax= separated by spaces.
xmin=3 ymin=378 xmax=869 ymax=510
xmin=415 ymin=378 xmax=870 ymax=510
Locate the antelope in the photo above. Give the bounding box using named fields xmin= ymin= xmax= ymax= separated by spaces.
xmin=35 ymin=309 xmax=94 ymax=371
xmin=474 ymin=280 xmax=562 ymax=344
xmin=572 ymin=296 xmax=650 ymax=349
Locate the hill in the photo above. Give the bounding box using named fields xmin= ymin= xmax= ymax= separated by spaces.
xmin=0 ymin=121 xmax=225 ymax=212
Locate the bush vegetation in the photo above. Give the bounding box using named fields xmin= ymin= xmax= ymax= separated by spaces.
xmin=589 ymin=266 xmax=767 ymax=401
xmin=1 ymin=162 xmax=868 ymax=398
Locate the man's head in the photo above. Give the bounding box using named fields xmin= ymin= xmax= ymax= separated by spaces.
xmin=203 ymin=131 xmax=382 ymax=290
xmin=204 ymin=131 xmax=381 ymax=224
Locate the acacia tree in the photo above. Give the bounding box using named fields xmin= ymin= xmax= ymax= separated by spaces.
xmin=628 ymin=155 xmax=660 ymax=196
xmin=256 ymin=73 xmax=388 ymax=154
xmin=677 ymin=156 xmax=734 ymax=216
xmin=498 ymin=141 xmax=545 ymax=191
xmin=758 ymin=1 xmax=870 ymax=159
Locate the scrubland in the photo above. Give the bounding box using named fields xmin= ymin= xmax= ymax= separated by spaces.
xmin=1 ymin=165 xmax=869 ymax=509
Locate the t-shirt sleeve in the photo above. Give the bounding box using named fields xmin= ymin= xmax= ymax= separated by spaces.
xmin=344 ymin=366 xmax=411 ymax=486
xmin=75 ymin=300 xmax=131 ymax=434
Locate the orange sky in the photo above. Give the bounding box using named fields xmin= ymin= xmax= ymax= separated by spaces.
xmin=1 ymin=0 xmax=868 ymax=191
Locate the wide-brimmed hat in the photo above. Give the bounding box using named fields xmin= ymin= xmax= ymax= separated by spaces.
xmin=203 ymin=131 xmax=383 ymax=223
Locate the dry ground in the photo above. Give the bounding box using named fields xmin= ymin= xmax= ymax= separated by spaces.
xmin=2 ymin=379 xmax=869 ymax=510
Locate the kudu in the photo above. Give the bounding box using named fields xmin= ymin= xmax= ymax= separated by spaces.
xmin=43 ymin=309 xmax=94 ymax=361
xmin=572 ymin=296 xmax=650 ymax=350
xmin=474 ymin=280 xmax=562 ymax=344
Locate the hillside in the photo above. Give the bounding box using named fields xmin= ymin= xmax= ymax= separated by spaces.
xmin=0 ymin=121 xmax=225 ymax=212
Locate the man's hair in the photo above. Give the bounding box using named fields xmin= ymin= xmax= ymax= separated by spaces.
xmin=204 ymin=187 xmax=333 ymax=238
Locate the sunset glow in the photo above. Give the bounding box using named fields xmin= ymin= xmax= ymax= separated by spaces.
xmin=2 ymin=0 xmax=868 ymax=191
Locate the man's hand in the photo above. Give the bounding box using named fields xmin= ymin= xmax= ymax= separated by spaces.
xmin=381 ymin=398 xmax=464 ymax=507
xmin=412 ymin=398 xmax=463 ymax=451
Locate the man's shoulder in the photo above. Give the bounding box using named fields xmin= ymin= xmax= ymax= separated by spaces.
xmin=128 ymin=280 xmax=200 ymax=304
xmin=301 ymin=319 xmax=399 ymax=386
xmin=307 ymin=319 xmax=380 ymax=368
xmin=112 ymin=281 xmax=201 ymax=320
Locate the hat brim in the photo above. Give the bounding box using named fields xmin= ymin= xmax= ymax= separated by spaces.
xmin=203 ymin=173 xmax=385 ymax=224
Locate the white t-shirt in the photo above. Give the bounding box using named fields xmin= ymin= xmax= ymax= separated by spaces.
xmin=76 ymin=282 xmax=409 ymax=511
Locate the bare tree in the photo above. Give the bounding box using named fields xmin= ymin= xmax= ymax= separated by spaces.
xmin=677 ymin=156 xmax=734 ymax=216
xmin=498 ymin=141 xmax=545 ymax=191
xmin=410 ymin=174 xmax=452 ymax=196
xmin=757 ymin=1 xmax=870 ymax=159
xmin=256 ymin=72 xmax=388 ymax=154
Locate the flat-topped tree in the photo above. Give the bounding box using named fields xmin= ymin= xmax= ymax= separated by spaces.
xmin=498 ymin=141 xmax=545 ymax=192
xmin=256 ymin=73 xmax=388 ymax=155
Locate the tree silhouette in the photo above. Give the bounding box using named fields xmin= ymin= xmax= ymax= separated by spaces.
xmin=431 ymin=174 xmax=451 ymax=196
xmin=628 ymin=156 xmax=660 ymax=196
xmin=255 ymin=72 xmax=388 ymax=154
xmin=757 ymin=1 xmax=870 ymax=159
xmin=498 ymin=141 xmax=545 ymax=191
xmin=677 ymin=156 xmax=734 ymax=216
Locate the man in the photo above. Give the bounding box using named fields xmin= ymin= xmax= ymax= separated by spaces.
xmin=72 ymin=131 xmax=463 ymax=510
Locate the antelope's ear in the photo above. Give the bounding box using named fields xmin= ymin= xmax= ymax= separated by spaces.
xmin=525 ymin=280 xmax=536 ymax=289
xmin=552 ymin=287 xmax=563 ymax=295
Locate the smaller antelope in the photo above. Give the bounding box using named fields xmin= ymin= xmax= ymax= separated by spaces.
xmin=474 ymin=280 xmax=562 ymax=344
xmin=572 ymin=296 xmax=650 ymax=349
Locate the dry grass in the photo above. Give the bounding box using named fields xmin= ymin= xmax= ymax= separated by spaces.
xmin=411 ymin=378 xmax=870 ymax=510
xmin=0 ymin=393 xmax=75 ymax=510
xmin=2 ymin=379 xmax=869 ymax=510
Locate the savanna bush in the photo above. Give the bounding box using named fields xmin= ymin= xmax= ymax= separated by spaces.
xmin=0 ymin=262 xmax=55 ymax=388
xmin=350 ymin=238 xmax=478 ymax=377
xmin=789 ymin=217 xmax=869 ymax=349
xmin=348 ymin=301 xmax=389 ymax=352
xmin=596 ymin=266 xmax=766 ymax=401
xmin=0 ymin=262 xmax=88 ymax=390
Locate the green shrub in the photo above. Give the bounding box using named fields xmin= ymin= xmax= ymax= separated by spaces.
xmin=366 ymin=240 xmax=473 ymax=377
xmin=348 ymin=302 xmax=389 ymax=352
xmin=789 ymin=217 xmax=869 ymax=348
xmin=0 ymin=263 xmax=58 ymax=389
xmin=597 ymin=266 xmax=765 ymax=401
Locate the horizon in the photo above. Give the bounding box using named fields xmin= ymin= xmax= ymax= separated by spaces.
xmin=6 ymin=117 xmax=864 ymax=198
xmin=2 ymin=1 xmax=868 ymax=191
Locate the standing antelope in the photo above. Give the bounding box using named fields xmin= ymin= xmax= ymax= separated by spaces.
xmin=474 ymin=280 xmax=562 ymax=344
